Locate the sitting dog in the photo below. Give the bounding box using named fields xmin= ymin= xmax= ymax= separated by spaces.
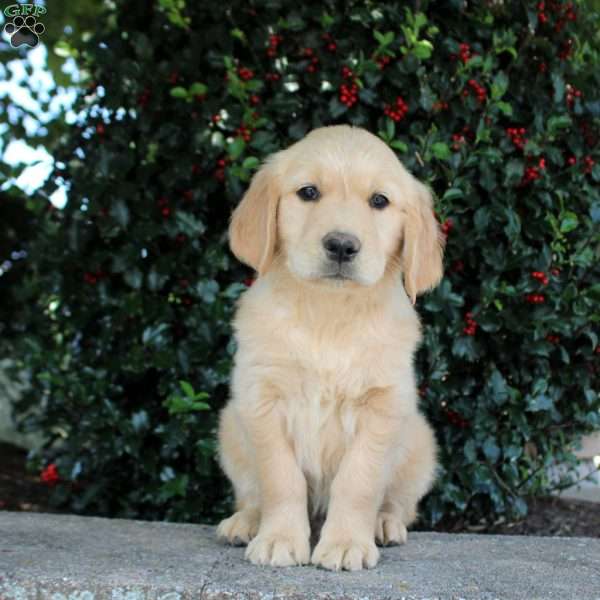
xmin=217 ymin=125 xmax=444 ymax=571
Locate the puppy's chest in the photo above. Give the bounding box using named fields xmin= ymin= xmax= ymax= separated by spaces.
xmin=274 ymin=319 xmax=376 ymax=489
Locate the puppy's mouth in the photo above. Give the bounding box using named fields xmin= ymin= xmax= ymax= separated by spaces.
xmin=320 ymin=265 xmax=355 ymax=282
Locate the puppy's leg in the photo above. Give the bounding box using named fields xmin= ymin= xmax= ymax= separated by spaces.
xmin=311 ymin=387 xmax=399 ymax=571
xmin=216 ymin=404 xmax=260 ymax=546
xmin=376 ymin=412 xmax=437 ymax=546
xmin=240 ymin=390 xmax=311 ymax=567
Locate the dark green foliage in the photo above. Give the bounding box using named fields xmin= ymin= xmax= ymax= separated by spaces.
xmin=13 ymin=0 xmax=600 ymax=525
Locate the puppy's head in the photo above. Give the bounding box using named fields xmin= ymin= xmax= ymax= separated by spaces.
xmin=229 ymin=125 xmax=444 ymax=302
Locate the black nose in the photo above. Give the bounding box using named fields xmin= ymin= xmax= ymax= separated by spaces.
xmin=322 ymin=231 xmax=361 ymax=263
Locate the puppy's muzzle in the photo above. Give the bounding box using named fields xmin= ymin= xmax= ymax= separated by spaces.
xmin=322 ymin=231 xmax=361 ymax=264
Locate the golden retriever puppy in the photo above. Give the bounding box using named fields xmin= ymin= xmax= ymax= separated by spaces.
xmin=216 ymin=125 xmax=444 ymax=571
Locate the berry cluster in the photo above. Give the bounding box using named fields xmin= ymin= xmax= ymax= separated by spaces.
xmin=458 ymin=42 xmax=472 ymax=63
xmin=531 ymin=270 xmax=549 ymax=285
xmin=451 ymin=259 xmax=465 ymax=273
xmin=441 ymin=218 xmax=453 ymax=238
xmin=463 ymin=312 xmax=477 ymax=336
xmin=265 ymin=72 xmax=281 ymax=82
xmin=444 ymin=408 xmax=470 ymax=429
xmin=521 ymin=158 xmax=546 ymax=185
xmin=506 ymin=127 xmax=527 ymax=151
xmin=384 ymin=96 xmax=408 ymax=122
xmin=433 ymin=100 xmax=449 ymax=112
xmin=451 ymin=133 xmax=466 ymax=151
xmin=302 ymin=47 xmax=319 ymax=73
xmin=236 ymin=125 xmax=253 ymax=142
xmin=266 ymin=34 xmax=283 ymax=58
xmin=322 ymin=32 xmax=337 ymax=52
xmin=580 ymin=120 xmax=598 ymax=148
xmin=137 ymin=87 xmax=151 ymax=108
xmin=538 ymin=1 xmax=577 ymax=32
xmin=583 ymin=155 xmax=595 ymax=174
xmin=566 ymin=84 xmax=582 ymax=108
xmin=157 ymin=195 xmax=171 ymax=218
xmin=464 ymin=79 xmax=487 ymax=103
xmin=558 ymin=38 xmax=574 ymax=60
xmin=40 ymin=463 xmax=60 ymax=486
xmin=238 ymin=67 xmax=254 ymax=81
xmin=341 ymin=66 xmax=354 ymax=79
xmin=84 ymin=270 xmax=106 ymax=285
xmin=546 ymin=334 xmax=560 ymax=344
xmin=339 ymin=82 xmax=359 ymax=107
xmin=214 ymin=157 xmax=228 ymax=182
xmin=525 ymin=293 xmax=546 ymax=304
xmin=376 ymin=55 xmax=391 ymax=69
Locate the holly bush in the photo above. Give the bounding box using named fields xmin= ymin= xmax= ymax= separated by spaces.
xmin=13 ymin=0 xmax=600 ymax=526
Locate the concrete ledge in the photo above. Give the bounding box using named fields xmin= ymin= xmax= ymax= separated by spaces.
xmin=1 ymin=512 xmax=599 ymax=600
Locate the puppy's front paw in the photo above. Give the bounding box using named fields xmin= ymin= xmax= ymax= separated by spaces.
xmin=375 ymin=512 xmax=408 ymax=546
xmin=311 ymin=536 xmax=379 ymax=571
xmin=245 ymin=530 xmax=310 ymax=567
xmin=217 ymin=510 xmax=259 ymax=546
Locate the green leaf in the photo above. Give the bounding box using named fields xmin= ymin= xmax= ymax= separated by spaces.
xmin=496 ymin=101 xmax=513 ymax=116
xmin=527 ymin=394 xmax=553 ymax=412
xmin=189 ymin=82 xmax=207 ymax=96
xmin=196 ymin=280 xmax=219 ymax=304
xmin=109 ymin=200 xmax=130 ymax=229
xmin=179 ymin=380 xmax=195 ymax=397
xmin=124 ymin=268 xmax=143 ymax=290
xmin=390 ymin=140 xmax=408 ymax=152
xmin=142 ymin=322 xmax=169 ymax=345
xmin=228 ymin=137 xmax=246 ymax=160
xmin=175 ymin=211 xmax=206 ymax=237
xmin=491 ymin=71 xmax=508 ymax=100
xmin=413 ymin=40 xmax=433 ymax=59
xmin=170 ymin=86 xmax=189 ymax=99
xmin=483 ymin=438 xmax=501 ymax=462
xmin=505 ymin=159 xmax=524 ymax=185
xmin=551 ymin=73 xmax=565 ymax=103
xmin=488 ymin=369 xmax=509 ymax=405
xmin=547 ymin=115 xmax=572 ymax=136
xmin=442 ymin=188 xmax=463 ymax=202
xmin=432 ymin=142 xmax=451 ymax=160
xmin=242 ymin=156 xmax=260 ymax=170
xmin=560 ymin=211 xmax=579 ymax=233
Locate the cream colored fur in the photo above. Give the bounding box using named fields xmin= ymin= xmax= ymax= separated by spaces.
xmin=217 ymin=125 xmax=444 ymax=571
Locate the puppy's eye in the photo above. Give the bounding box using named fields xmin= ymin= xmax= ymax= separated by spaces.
xmin=369 ymin=193 xmax=390 ymax=210
xmin=297 ymin=185 xmax=320 ymax=202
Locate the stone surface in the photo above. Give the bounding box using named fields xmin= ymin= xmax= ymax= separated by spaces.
xmin=1 ymin=511 xmax=599 ymax=600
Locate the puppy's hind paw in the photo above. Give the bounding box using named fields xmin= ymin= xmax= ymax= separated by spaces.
xmin=375 ymin=511 xmax=408 ymax=546
xmin=216 ymin=509 xmax=259 ymax=546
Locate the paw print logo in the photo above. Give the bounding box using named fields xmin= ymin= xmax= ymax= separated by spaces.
xmin=4 ymin=15 xmax=45 ymax=48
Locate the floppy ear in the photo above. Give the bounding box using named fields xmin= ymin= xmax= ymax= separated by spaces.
xmin=401 ymin=179 xmax=445 ymax=304
xmin=228 ymin=158 xmax=280 ymax=276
